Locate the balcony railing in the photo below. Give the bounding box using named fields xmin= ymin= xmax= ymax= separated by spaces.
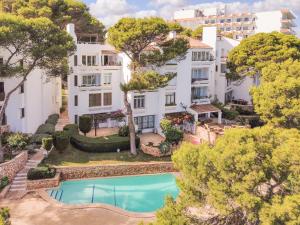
xmin=102 ymin=61 xmax=122 ymax=66
xmin=0 ymin=92 xmax=5 ymax=101
xmin=191 ymin=78 xmax=209 ymax=83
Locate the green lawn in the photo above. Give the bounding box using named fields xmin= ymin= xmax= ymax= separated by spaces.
xmin=43 ymin=146 xmax=171 ymax=167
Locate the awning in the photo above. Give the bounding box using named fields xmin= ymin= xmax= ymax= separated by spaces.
xmin=190 ymin=104 xmax=221 ymax=114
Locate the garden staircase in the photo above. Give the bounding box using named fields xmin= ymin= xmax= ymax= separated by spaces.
xmin=55 ymin=110 xmax=69 ymax=131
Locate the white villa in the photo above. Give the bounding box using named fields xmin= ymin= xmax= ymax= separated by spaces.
xmin=67 ymin=24 xmax=255 ymax=134
xmin=0 ymin=50 xmax=62 ymax=134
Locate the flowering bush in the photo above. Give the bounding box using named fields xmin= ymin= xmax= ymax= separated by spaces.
xmin=7 ymin=133 xmax=30 ymax=150
xmin=164 ymin=112 xmax=194 ymax=125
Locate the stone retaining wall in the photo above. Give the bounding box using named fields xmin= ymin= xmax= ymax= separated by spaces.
xmin=56 ymin=162 xmax=175 ymax=180
xmin=0 ymin=151 xmax=28 ymax=181
xmin=27 ymin=173 xmax=61 ymax=190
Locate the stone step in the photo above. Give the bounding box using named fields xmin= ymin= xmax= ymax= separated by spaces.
xmin=12 ymin=180 xmax=26 ymax=184
xmin=16 ymin=173 xmax=27 ymax=177
xmin=10 ymin=188 xmax=26 ymax=192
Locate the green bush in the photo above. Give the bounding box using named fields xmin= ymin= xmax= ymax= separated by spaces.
xmin=0 ymin=177 xmax=9 ymax=191
xmin=30 ymin=134 xmax=51 ymax=144
xmin=222 ymin=108 xmax=239 ymax=120
xmin=160 ymin=119 xmax=172 ymax=132
xmin=0 ymin=207 xmax=10 ymax=225
xmin=79 ymin=115 xmax=92 ymax=135
xmin=45 ymin=114 xmax=59 ymax=125
xmin=118 ymin=125 xmax=129 ymax=137
xmin=1 ymin=132 xmax=14 ymax=145
xmin=63 ymin=124 xmax=79 ymax=136
xmin=7 ymin=133 xmax=29 ymax=149
xmin=53 ymin=131 xmax=69 ymax=153
xmin=35 ymin=124 xmax=55 ymax=135
xmin=27 ymin=166 xmax=56 ymax=180
xmin=159 ymin=141 xmax=171 ymax=155
xmin=70 ymin=134 xmax=140 ymax=153
xmin=164 ymin=127 xmax=183 ymax=145
xmin=42 ymin=137 xmax=53 ymax=151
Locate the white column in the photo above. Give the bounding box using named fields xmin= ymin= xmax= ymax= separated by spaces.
xmin=218 ymin=111 xmax=222 ymax=124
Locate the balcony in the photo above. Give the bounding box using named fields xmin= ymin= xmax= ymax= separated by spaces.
xmin=102 ymin=61 xmax=122 ymax=66
xmin=281 ymin=19 xmax=296 ymax=27
xmin=191 ymin=78 xmax=209 ymax=84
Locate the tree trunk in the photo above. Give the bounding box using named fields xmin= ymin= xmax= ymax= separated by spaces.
xmin=0 ymin=77 xmax=28 ymax=162
xmin=123 ymin=91 xmax=137 ymax=155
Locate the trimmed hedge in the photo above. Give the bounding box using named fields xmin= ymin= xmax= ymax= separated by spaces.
xmin=42 ymin=137 xmax=53 ymax=151
xmin=70 ymin=134 xmax=140 ymax=153
xmin=0 ymin=177 xmax=9 ymax=191
xmin=27 ymin=166 xmax=56 ymax=180
xmin=36 ymin=124 xmax=55 ymax=135
xmin=45 ymin=114 xmax=59 ymax=125
xmin=30 ymin=134 xmax=51 ymax=144
xmin=79 ymin=115 xmax=92 ymax=135
xmin=63 ymin=124 xmax=79 ymax=136
xmin=53 ymin=131 xmax=69 ymax=153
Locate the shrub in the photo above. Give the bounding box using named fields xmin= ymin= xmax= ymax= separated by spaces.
xmin=159 ymin=141 xmax=171 ymax=155
xmin=7 ymin=133 xmax=29 ymax=149
xmin=53 ymin=131 xmax=69 ymax=153
xmin=160 ymin=119 xmax=172 ymax=132
xmin=45 ymin=114 xmax=59 ymax=125
xmin=118 ymin=125 xmax=129 ymax=137
xmin=0 ymin=177 xmax=9 ymax=191
xmin=0 ymin=207 xmax=10 ymax=225
xmin=1 ymin=132 xmax=14 ymax=145
xmin=30 ymin=134 xmax=51 ymax=144
xmin=222 ymin=108 xmax=239 ymax=120
xmin=164 ymin=127 xmax=183 ymax=145
xmin=35 ymin=124 xmax=55 ymax=135
xmin=27 ymin=166 xmax=56 ymax=180
xmin=79 ymin=115 xmax=92 ymax=135
xmin=70 ymin=134 xmax=140 ymax=153
xmin=249 ymin=117 xmax=265 ymax=128
xmin=42 ymin=137 xmax=53 ymax=151
xmin=63 ymin=124 xmax=79 ymax=136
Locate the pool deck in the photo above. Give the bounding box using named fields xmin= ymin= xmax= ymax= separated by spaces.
xmin=0 ymin=192 xmax=154 ymax=225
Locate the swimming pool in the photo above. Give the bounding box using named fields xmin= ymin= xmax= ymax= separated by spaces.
xmin=47 ymin=173 xmax=179 ymax=212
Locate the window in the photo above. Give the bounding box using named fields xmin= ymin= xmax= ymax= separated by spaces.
xmin=82 ymin=74 xmax=101 ymax=86
xmin=221 ymin=64 xmax=227 ymax=73
xmin=0 ymin=57 xmax=3 ymax=65
xmin=103 ymin=73 xmax=112 ymax=85
xmin=165 ymin=93 xmax=176 ymax=106
xmin=215 ymin=65 xmax=218 ymax=72
xmin=74 ymin=55 xmax=78 ymax=66
xmin=20 ymin=108 xmax=25 ymax=118
xmin=205 ymin=20 xmax=209 ymax=24
xmin=134 ymin=115 xmax=155 ymax=130
xmin=192 ymin=68 xmax=208 ymax=81
xmin=89 ymin=93 xmax=101 ymax=107
xmin=226 ymin=27 xmax=231 ymax=31
xmin=134 ymin=95 xmax=145 ymax=109
xmin=74 ymin=115 xmax=78 ymax=124
xmin=243 ymin=26 xmax=249 ymax=30
xmin=74 ymin=95 xmax=78 ymax=106
xmin=20 ymin=84 xmax=24 ymax=94
xmin=237 ymin=18 xmax=242 ymax=22
xmin=192 ymin=87 xmax=208 ymax=100
xmin=226 ymin=18 xmax=231 ymax=23
xmin=74 ymin=75 xmax=78 ymax=86
xmin=220 ymin=19 xmax=225 ymax=23
xmin=244 ymin=17 xmax=249 ymax=22
xmin=103 ymin=93 xmax=112 ymax=106
xmin=82 ymin=55 xmax=96 ymax=66
xmin=192 ymin=51 xmax=212 ymax=61
xmin=0 ymin=82 xmax=4 ymax=101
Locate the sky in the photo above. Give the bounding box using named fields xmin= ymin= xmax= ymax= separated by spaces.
xmin=83 ymin=0 xmax=300 ymax=35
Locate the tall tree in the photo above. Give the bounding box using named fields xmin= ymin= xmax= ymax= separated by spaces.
xmin=152 ymin=126 xmax=300 ymax=224
xmin=0 ymin=13 xmax=76 ymax=161
xmin=2 ymin=0 xmax=106 ymax=42
xmin=227 ymin=32 xmax=300 ymax=80
xmin=251 ymin=60 xmax=300 ymax=129
xmin=191 ymin=25 xmax=204 ymax=39
xmin=108 ymin=17 xmax=189 ymax=155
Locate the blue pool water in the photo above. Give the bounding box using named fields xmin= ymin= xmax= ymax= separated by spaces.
xmin=48 ymin=173 xmax=179 ymax=212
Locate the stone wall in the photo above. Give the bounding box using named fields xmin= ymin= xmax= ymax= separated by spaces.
xmin=0 ymin=151 xmax=28 ymax=181
xmin=56 ymin=162 xmax=175 ymax=180
xmin=141 ymin=144 xmax=171 ymax=157
xmin=27 ymin=173 xmax=61 ymax=190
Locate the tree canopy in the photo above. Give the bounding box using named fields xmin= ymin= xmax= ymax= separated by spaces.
xmin=227 ymin=32 xmax=300 ymax=80
xmin=152 ymin=126 xmax=300 ymax=225
xmin=251 ymin=60 xmax=300 ymax=129
xmin=1 ymin=0 xmax=105 ymax=42
xmin=191 ymin=26 xmax=203 ymax=39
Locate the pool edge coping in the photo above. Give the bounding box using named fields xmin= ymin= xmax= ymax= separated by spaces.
xmin=37 ymin=189 xmax=157 ymax=219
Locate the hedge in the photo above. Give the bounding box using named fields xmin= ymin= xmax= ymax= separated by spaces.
xmin=30 ymin=134 xmax=52 ymax=144
xmin=0 ymin=177 xmax=9 ymax=191
xmin=42 ymin=137 xmax=53 ymax=151
xmin=63 ymin=124 xmax=79 ymax=136
xmin=27 ymin=167 xmax=56 ymax=180
xmin=35 ymin=124 xmax=55 ymax=135
xmin=45 ymin=114 xmax=59 ymax=125
xmin=53 ymin=131 xmax=69 ymax=153
xmin=70 ymin=134 xmax=140 ymax=153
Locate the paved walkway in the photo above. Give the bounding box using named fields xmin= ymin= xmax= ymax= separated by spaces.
xmin=0 ymin=195 xmax=153 ymax=225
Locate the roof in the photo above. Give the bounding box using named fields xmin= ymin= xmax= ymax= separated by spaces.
xmin=190 ymin=104 xmax=221 ymax=114
xmin=187 ymin=37 xmax=212 ymax=49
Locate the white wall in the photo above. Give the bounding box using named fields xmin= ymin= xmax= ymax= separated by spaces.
xmin=255 ymin=11 xmax=282 ymax=33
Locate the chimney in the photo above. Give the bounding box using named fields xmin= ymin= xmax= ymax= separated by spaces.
xmin=66 ymin=23 xmax=77 ymax=42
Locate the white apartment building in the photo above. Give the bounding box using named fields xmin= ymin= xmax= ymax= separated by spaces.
xmin=0 ymin=50 xmax=62 ymax=133
xmin=67 ymin=24 xmax=226 ymax=133
xmin=174 ymin=5 xmax=296 ymax=40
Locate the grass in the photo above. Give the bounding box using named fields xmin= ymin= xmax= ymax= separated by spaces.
xmin=43 ymin=146 xmax=171 ymax=167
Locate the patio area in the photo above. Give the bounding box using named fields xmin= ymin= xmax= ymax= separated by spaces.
xmin=86 ymin=127 xmax=119 ymax=137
